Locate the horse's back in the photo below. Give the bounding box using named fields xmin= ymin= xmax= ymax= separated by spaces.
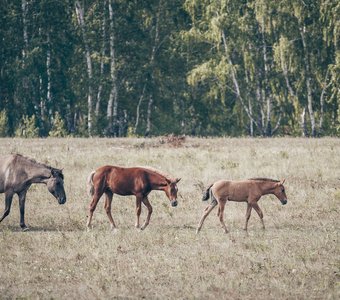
xmin=212 ymin=179 xmax=254 ymax=202
xmin=93 ymin=166 xmax=149 ymax=196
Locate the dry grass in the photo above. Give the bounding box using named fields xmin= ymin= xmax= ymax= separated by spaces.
xmin=0 ymin=137 xmax=339 ymax=299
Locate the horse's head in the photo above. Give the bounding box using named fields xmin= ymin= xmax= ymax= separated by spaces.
xmin=164 ymin=178 xmax=181 ymax=207
xmin=273 ymin=179 xmax=287 ymax=205
xmin=47 ymin=168 xmax=66 ymax=204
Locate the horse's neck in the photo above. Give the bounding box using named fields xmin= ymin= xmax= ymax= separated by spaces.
xmin=23 ymin=160 xmax=51 ymax=184
xmin=258 ymin=181 xmax=276 ymax=195
xmin=150 ymin=173 xmax=168 ymax=190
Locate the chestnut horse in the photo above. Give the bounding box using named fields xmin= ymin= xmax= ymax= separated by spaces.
xmin=86 ymin=166 xmax=181 ymax=230
xmin=196 ymin=178 xmax=287 ymax=234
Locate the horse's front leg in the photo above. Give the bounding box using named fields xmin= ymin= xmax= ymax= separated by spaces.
xmin=140 ymin=197 xmax=152 ymax=230
xmin=135 ymin=196 xmax=142 ymax=228
xmin=252 ymin=202 xmax=265 ymax=230
xmin=0 ymin=192 xmax=14 ymax=223
xmin=18 ymin=189 xmax=29 ymax=231
xmin=244 ymin=203 xmax=252 ymax=231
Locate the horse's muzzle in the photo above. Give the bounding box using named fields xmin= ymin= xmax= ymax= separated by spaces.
xmin=281 ymin=199 xmax=287 ymax=205
xmin=58 ymin=197 xmax=66 ymax=205
xmin=171 ymin=200 xmax=178 ymax=207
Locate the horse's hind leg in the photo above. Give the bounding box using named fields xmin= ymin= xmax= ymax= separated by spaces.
xmin=86 ymin=190 xmax=104 ymax=229
xmin=196 ymin=201 xmax=217 ymax=234
xmin=218 ymin=200 xmax=228 ymax=234
xmin=104 ymin=191 xmax=116 ymax=230
xmin=0 ymin=192 xmax=13 ymax=223
xmin=135 ymin=197 xmax=142 ymax=228
xmin=140 ymin=197 xmax=153 ymax=230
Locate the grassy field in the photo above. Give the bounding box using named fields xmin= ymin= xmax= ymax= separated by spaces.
xmin=0 ymin=137 xmax=339 ymax=299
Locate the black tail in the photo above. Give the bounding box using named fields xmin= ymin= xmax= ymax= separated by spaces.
xmin=202 ymin=184 xmax=213 ymax=201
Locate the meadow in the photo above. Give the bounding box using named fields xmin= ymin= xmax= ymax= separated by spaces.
xmin=0 ymin=137 xmax=339 ymax=299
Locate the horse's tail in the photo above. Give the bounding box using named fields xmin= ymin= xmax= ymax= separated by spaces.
xmin=202 ymin=184 xmax=214 ymax=201
xmin=87 ymin=171 xmax=96 ymax=196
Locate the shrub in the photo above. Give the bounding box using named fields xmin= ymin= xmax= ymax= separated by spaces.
xmin=49 ymin=112 xmax=68 ymax=137
xmin=0 ymin=110 xmax=9 ymax=137
xmin=15 ymin=115 xmax=39 ymax=138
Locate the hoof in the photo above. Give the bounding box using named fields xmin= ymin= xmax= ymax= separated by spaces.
xmin=21 ymin=226 xmax=29 ymax=232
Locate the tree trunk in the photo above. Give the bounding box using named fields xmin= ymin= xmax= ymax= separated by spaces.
xmin=95 ymin=0 xmax=107 ymax=117
xmin=300 ymin=25 xmax=316 ymax=137
xmin=221 ymin=30 xmax=259 ymax=132
xmin=261 ymin=17 xmax=272 ymax=137
xmin=107 ymin=0 xmax=118 ymax=136
xmin=145 ymin=95 xmax=153 ymax=137
xmin=319 ymin=69 xmax=331 ymax=134
xmin=134 ymin=83 xmax=146 ymax=134
xmin=301 ymin=107 xmax=308 ymax=137
xmin=75 ymin=1 xmax=93 ymax=136
xmin=21 ymin=0 xmax=28 ymax=62
xmin=46 ymin=33 xmax=52 ymax=119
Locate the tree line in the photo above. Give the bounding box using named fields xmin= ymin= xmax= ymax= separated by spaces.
xmin=0 ymin=0 xmax=339 ymax=137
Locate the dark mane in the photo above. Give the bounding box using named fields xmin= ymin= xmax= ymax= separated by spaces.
xmin=248 ymin=178 xmax=280 ymax=183
xmin=13 ymin=154 xmax=63 ymax=178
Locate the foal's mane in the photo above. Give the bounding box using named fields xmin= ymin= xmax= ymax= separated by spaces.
xmin=248 ymin=177 xmax=280 ymax=183
xmin=139 ymin=166 xmax=173 ymax=182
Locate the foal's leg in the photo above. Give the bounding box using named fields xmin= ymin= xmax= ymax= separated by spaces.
xmin=196 ymin=201 xmax=217 ymax=234
xmin=104 ymin=191 xmax=116 ymax=230
xmin=218 ymin=200 xmax=228 ymax=234
xmin=140 ymin=197 xmax=153 ymax=230
xmin=252 ymin=202 xmax=265 ymax=229
xmin=0 ymin=192 xmax=14 ymax=223
xmin=244 ymin=203 xmax=252 ymax=231
xmin=86 ymin=190 xmax=104 ymax=229
xmin=135 ymin=197 xmax=142 ymax=228
xmin=18 ymin=189 xmax=29 ymax=231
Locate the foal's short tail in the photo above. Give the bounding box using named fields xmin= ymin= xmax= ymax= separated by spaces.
xmin=87 ymin=171 xmax=96 ymax=196
xmin=202 ymin=184 xmax=214 ymax=201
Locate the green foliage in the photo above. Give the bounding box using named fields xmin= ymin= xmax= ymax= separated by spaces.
xmin=0 ymin=0 xmax=338 ymax=137
xmin=48 ymin=112 xmax=68 ymax=137
xmin=15 ymin=115 xmax=39 ymax=138
xmin=0 ymin=110 xmax=9 ymax=137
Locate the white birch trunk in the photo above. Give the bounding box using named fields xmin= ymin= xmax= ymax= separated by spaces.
xmin=96 ymin=0 xmax=107 ymax=117
xmin=107 ymin=0 xmax=118 ymax=136
xmin=134 ymin=83 xmax=147 ymax=133
xmin=46 ymin=33 xmax=52 ymax=118
xmin=261 ymin=17 xmax=272 ymax=136
xmin=145 ymin=95 xmax=153 ymax=137
xmin=75 ymin=1 xmax=93 ymax=135
xmin=300 ymin=25 xmax=316 ymax=137
xmin=21 ymin=0 xmax=28 ymax=61
xmin=221 ymin=30 xmax=259 ymax=132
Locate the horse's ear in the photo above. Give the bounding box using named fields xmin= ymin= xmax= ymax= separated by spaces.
xmin=174 ymin=178 xmax=181 ymax=184
xmin=280 ymin=178 xmax=286 ymax=185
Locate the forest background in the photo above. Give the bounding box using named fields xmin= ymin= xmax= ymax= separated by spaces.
xmin=0 ymin=0 xmax=339 ymax=138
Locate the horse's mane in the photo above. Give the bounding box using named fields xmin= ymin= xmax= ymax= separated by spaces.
xmin=13 ymin=154 xmax=62 ymax=173
xmin=139 ymin=166 xmax=173 ymax=182
xmin=248 ymin=177 xmax=280 ymax=183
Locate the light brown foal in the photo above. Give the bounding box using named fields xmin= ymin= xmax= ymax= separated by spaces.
xmin=196 ymin=178 xmax=287 ymax=234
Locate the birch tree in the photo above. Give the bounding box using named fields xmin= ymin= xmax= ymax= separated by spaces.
xmin=75 ymin=0 xmax=94 ymax=135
